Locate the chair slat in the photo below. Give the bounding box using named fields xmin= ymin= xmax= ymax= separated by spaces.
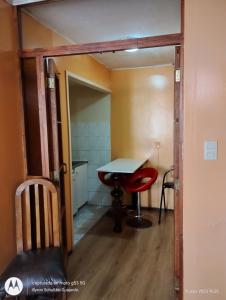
xmin=52 ymin=192 xmax=60 ymax=247
xmin=15 ymin=195 xmax=23 ymax=253
xmin=34 ymin=184 xmax=41 ymax=248
xmin=15 ymin=178 xmax=60 ymax=251
xmin=24 ymin=186 xmax=32 ymax=250
xmin=43 ymin=186 xmax=50 ymax=247
xmin=47 ymin=191 xmax=53 ymax=245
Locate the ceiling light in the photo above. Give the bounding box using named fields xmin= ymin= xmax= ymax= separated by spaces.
xmin=125 ymin=48 xmax=139 ymax=53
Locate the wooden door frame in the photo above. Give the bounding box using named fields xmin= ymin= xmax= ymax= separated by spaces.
xmin=20 ymin=33 xmax=182 ymax=58
xmin=17 ymin=1 xmax=184 ymax=298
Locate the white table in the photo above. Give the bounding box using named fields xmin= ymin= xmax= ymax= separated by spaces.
xmin=97 ymin=158 xmax=147 ymax=174
xmin=97 ymin=158 xmax=147 ymax=232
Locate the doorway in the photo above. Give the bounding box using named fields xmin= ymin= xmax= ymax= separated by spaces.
xmin=62 ymin=47 xmax=177 ymax=299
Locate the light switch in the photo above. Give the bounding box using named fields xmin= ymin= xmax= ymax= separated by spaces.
xmin=204 ymin=141 xmax=218 ymax=160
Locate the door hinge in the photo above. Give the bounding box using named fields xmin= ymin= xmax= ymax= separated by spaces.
xmin=175 ymin=69 xmax=181 ymax=82
xmin=62 ymin=163 xmax=67 ymax=174
xmin=53 ymin=170 xmax=60 ymax=181
xmin=175 ymin=276 xmax=180 ymax=292
xmin=48 ymin=77 xmax=55 ymax=89
xmin=175 ymin=178 xmax=180 ymax=191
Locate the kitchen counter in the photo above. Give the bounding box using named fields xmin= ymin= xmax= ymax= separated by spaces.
xmin=72 ymin=160 xmax=88 ymax=169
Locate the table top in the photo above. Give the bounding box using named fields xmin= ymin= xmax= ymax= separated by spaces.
xmin=97 ymin=158 xmax=147 ymax=174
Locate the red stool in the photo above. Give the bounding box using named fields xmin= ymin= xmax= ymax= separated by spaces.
xmin=124 ymin=167 xmax=158 ymax=228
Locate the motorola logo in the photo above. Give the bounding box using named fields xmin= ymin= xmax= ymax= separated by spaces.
xmin=4 ymin=277 xmax=23 ymax=296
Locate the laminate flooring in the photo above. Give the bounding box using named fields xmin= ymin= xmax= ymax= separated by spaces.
xmin=68 ymin=210 xmax=175 ymax=300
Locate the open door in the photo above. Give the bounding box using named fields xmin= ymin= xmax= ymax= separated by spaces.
xmin=22 ymin=57 xmax=49 ymax=176
xmin=21 ymin=57 xmax=68 ymax=254
xmin=45 ymin=58 xmax=67 ymax=253
xmin=174 ymin=46 xmax=183 ymax=298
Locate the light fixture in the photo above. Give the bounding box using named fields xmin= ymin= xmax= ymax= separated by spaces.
xmin=125 ymin=48 xmax=139 ymax=53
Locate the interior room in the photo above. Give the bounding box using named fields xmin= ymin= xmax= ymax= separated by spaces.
xmin=65 ymin=46 xmax=175 ymax=247
xmin=48 ymin=44 xmax=176 ymax=299
xmin=2 ymin=0 xmax=226 ymax=299
xmin=0 ymin=0 xmax=188 ymax=299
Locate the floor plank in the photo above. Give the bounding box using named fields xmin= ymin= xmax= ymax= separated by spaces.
xmin=68 ymin=210 xmax=175 ymax=300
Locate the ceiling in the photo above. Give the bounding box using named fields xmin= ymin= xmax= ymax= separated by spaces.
xmin=25 ymin=0 xmax=180 ymax=68
xmin=95 ymin=47 xmax=175 ymax=69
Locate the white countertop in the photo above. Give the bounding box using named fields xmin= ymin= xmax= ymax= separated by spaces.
xmin=97 ymin=158 xmax=147 ymax=174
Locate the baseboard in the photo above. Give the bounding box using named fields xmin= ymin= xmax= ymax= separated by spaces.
xmin=127 ymin=205 xmax=174 ymax=212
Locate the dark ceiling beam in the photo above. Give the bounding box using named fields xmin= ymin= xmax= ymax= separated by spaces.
xmin=21 ymin=33 xmax=183 ymax=58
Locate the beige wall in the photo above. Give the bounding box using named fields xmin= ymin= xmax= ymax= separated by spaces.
xmin=0 ymin=1 xmax=25 ymax=271
xmin=111 ymin=66 xmax=174 ymax=208
xmin=184 ymin=0 xmax=226 ymax=298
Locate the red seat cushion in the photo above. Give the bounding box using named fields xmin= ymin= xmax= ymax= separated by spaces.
xmin=124 ymin=167 xmax=158 ymax=193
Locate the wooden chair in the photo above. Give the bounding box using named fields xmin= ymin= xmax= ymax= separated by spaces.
xmin=0 ymin=178 xmax=66 ymax=299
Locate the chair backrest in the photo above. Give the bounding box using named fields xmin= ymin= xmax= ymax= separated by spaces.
xmin=15 ymin=178 xmax=60 ymax=253
xmin=125 ymin=167 xmax=158 ymax=193
xmin=162 ymin=167 xmax=174 ymax=184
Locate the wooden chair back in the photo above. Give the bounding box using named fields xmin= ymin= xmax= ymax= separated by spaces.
xmin=15 ymin=178 xmax=60 ymax=253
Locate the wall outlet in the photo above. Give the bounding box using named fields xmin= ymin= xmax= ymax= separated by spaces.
xmin=153 ymin=141 xmax=161 ymax=149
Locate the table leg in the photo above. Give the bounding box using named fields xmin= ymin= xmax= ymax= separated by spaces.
xmin=111 ymin=187 xmax=123 ymax=232
xmin=132 ymin=192 xmax=138 ymax=210
xmin=110 ymin=173 xmax=124 ymax=232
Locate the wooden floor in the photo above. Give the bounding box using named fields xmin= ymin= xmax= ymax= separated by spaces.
xmin=68 ymin=210 xmax=175 ymax=300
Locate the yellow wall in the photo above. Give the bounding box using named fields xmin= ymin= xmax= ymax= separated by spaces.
xmin=0 ymin=1 xmax=25 ymax=271
xmin=21 ymin=12 xmax=111 ymax=90
xmin=22 ymin=11 xmax=68 ymax=48
xmin=111 ymin=66 xmax=174 ymax=208
xmin=184 ymin=0 xmax=226 ymax=298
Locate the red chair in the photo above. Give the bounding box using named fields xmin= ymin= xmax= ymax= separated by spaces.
xmin=124 ymin=167 xmax=158 ymax=228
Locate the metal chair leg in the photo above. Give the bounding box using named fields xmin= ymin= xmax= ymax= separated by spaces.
xmin=136 ymin=192 xmax=141 ymax=219
xmin=163 ymin=188 xmax=167 ymax=212
xmin=159 ymin=186 xmax=164 ymax=224
xmin=127 ymin=192 xmax=152 ymax=228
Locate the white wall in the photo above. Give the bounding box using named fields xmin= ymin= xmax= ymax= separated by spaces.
xmin=69 ymin=83 xmax=111 ymax=206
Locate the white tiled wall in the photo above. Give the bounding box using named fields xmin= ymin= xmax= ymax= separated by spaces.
xmin=71 ymin=121 xmax=111 ymax=206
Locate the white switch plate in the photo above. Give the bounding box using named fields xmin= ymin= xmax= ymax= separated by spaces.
xmin=204 ymin=141 xmax=218 ymax=160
